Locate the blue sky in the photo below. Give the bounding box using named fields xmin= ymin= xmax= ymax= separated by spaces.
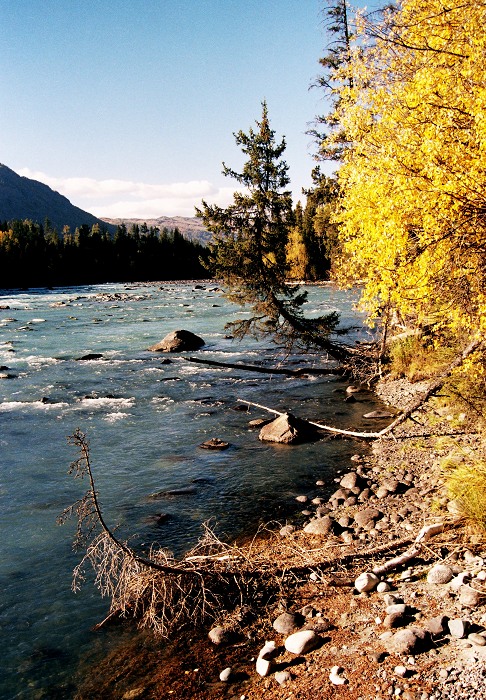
xmin=2 ymin=1 xmax=353 ymax=218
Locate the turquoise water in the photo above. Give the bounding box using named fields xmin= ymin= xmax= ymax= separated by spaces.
xmin=0 ymin=281 xmax=380 ymax=699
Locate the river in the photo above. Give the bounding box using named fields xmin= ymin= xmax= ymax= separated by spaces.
xmin=0 ymin=281 xmax=381 ymax=699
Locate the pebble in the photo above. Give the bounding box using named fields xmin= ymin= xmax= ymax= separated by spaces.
xmin=258 ymin=640 xmax=278 ymax=660
xmin=329 ymin=665 xmax=347 ymax=685
xmin=468 ymin=632 xmax=486 ymax=646
xmin=284 ymin=630 xmax=321 ymax=655
xmin=459 ymin=585 xmax=482 ymax=608
xmin=208 ymin=626 xmax=228 ymax=645
xmin=219 ymin=667 xmax=232 ymax=682
xmin=303 ymin=516 xmax=334 ymax=535
xmin=355 ymin=572 xmax=379 ymax=593
xmin=447 ymin=618 xmax=469 ymax=638
xmin=273 ymin=612 xmax=304 ymax=635
xmin=387 ymin=628 xmax=430 ymax=655
xmin=279 ymin=524 xmax=296 ymax=537
xmin=450 ymin=572 xmax=471 ymax=591
xmin=424 ymin=615 xmax=449 ymax=637
xmin=377 ymin=581 xmax=391 ymax=593
xmin=255 ymin=657 xmax=273 ymax=677
xmin=274 ymin=670 xmax=291 ymax=685
xmin=427 ymin=564 xmax=454 ymax=584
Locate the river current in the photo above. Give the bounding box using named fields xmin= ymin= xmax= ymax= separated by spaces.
xmin=0 ymin=281 xmax=383 ymax=699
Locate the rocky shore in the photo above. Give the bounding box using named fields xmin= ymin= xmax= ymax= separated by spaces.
xmin=75 ymin=378 xmax=486 ymax=700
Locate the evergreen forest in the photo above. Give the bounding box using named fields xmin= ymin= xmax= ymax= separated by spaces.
xmin=0 ymin=220 xmax=209 ymax=289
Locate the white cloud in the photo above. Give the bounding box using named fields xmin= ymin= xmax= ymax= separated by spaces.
xmin=17 ymin=168 xmax=239 ymax=218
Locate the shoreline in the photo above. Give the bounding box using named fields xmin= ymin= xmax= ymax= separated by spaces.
xmin=74 ymin=377 xmax=486 ymax=700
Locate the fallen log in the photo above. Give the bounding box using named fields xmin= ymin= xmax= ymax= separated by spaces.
xmin=237 ymin=399 xmax=383 ymax=440
xmin=371 ymin=520 xmax=458 ymax=576
xmin=184 ymin=355 xmax=344 ymax=376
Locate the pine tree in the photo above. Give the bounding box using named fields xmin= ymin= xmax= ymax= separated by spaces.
xmin=196 ymin=102 xmax=349 ymax=360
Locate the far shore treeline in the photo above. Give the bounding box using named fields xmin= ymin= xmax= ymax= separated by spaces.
xmin=0 ymin=219 xmax=210 ymax=288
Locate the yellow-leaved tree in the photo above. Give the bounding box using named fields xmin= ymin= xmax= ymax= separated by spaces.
xmin=330 ymin=0 xmax=486 ymax=356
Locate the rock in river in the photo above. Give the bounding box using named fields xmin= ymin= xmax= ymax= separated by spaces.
xmin=259 ymin=412 xmax=317 ymax=444
xmin=148 ymin=329 xmax=205 ymax=352
xmin=199 ymin=438 xmax=230 ymax=450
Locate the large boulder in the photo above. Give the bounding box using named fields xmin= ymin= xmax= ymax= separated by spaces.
xmin=259 ymin=412 xmax=317 ymax=444
xmin=148 ymin=330 xmax=205 ymax=353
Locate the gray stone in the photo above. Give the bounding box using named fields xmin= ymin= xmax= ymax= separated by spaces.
xmin=255 ymin=657 xmax=273 ymax=677
xmin=208 ymin=626 xmax=229 ymax=645
xmin=427 ymin=564 xmax=454 ymax=584
xmin=386 ymin=604 xmax=408 ymax=616
xmin=274 ymin=670 xmax=292 ymax=685
xmin=346 ymin=384 xmax=362 ymax=394
xmin=376 ymin=486 xmax=391 ymax=499
xmin=340 ymin=472 xmax=360 ymax=489
xmin=284 ymin=629 xmax=321 ymax=655
xmin=258 ymin=640 xmax=278 ymax=660
xmin=450 ymin=572 xmax=471 ymax=591
xmin=468 ymin=632 xmax=486 ymax=646
xmin=387 ymin=628 xmax=430 ymax=655
xmin=459 ymin=585 xmax=482 ymax=608
xmin=382 ymin=478 xmax=400 ymax=493
xmin=330 ymin=487 xmax=351 ymax=502
xmin=303 ymin=516 xmax=334 ymax=536
xmin=273 ymin=611 xmax=305 ymax=635
xmin=383 ymin=594 xmax=404 ymax=606
xmin=377 ymin=581 xmax=391 ymax=593
xmin=355 ymin=572 xmax=379 ymax=593
xmin=279 ymin=524 xmax=296 ymax=537
xmin=354 ymin=507 xmax=382 ymax=527
xmin=447 ymin=618 xmax=469 ymax=638
xmin=259 ymin=413 xmax=314 ymax=444
xmin=424 ymin=615 xmax=449 ymax=637
xmin=148 ymin=329 xmax=205 ymax=352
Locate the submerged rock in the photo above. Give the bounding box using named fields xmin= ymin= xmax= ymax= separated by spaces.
xmin=148 ymin=329 xmax=205 ymax=352
xmin=199 ymin=438 xmax=230 ymax=450
xmin=77 ymin=353 xmax=104 ymax=361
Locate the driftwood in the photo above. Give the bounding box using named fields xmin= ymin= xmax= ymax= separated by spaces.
xmin=184 ymin=355 xmax=344 ymax=376
xmin=372 ymin=520 xmax=455 ymax=576
xmin=237 ymin=399 xmax=384 ymax=440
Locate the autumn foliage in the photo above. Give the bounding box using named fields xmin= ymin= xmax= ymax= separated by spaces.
xmin=329 ymin=0 xmax=486 ymax=355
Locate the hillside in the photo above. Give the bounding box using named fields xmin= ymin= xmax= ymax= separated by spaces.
xmin=0 ymin=164 xmax=116 ymax=234
xmin=101 ymin=215 xmax=211 ymax=245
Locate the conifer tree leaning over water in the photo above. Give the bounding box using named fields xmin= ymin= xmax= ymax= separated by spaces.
xmin=196 ymin=102 xmax=352 ymax=363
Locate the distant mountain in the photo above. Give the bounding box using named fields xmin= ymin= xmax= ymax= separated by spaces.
xmin=101 ymin=215 xmax=212 ymax=245
xmin=0 ymin=164 xmax=116 ymax=234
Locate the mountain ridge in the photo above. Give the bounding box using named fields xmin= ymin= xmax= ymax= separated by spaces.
xmin=0 ymin=163 xmax=117 ymax=234
xmin=0 ymin=164 xmax=210 ymax=245
xmin=100 ymin=215 xmax=211 ymax=244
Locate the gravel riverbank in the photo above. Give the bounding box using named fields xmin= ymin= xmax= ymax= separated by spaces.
xmin=75 ymin=378 xmax=486 ymax=700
